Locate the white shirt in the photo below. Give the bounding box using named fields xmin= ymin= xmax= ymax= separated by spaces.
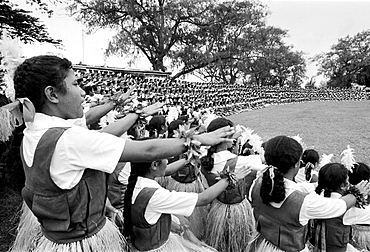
xmin=132 ymin=177 xmax=198 ymax=225
xmin=329 ymin=192 xmax=370 ymax=225
xmin=248 ymin=176 xmax=347 ymax=226
xmin=212 ymin=150 xmax=266 ymax=174
xmin=295 ymin=167 xmax=318 ymax=183
xmin=118 ymin=162 xmax=131 ymax=185
xmin=23 ymin=113 xmax=126 ymax=189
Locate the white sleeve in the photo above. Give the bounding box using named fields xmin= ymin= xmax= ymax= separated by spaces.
xmin=145 ymin=188 xmax=198 ymax=225
xmin=299 ymin=192 xmax=347 ymax=226
xmin=236 ymin=155 xmax=266 ymax=172
xmin=54 ymin=127 xmax=126 ymax=174
xmin=343 ymin=205 xmax=370 ymax=225
xmin=50 ymin=127 xmax=126 ymax=189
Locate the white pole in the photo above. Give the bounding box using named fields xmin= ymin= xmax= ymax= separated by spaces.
xmin=82 ymin=29 xmax=85 ymax=63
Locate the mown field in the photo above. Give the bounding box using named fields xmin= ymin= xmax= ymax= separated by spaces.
xmin=0 ymin=100 xmax=369 ymax=251
xmin=229 ymin=100 xmax=370 ymax=164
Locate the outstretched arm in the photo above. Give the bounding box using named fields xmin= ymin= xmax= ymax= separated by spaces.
xmin=120 ymin=125 xmax=235 ymax=162
xmin=85 ymin=85 xmax=136 ymax=126
xmin=196 ymin=165 xmax=251 ymax=206
xmin=165 ymin=159 xmax=187 ymax=176
xmin=100 ymin=102 xmax=163 ymax=137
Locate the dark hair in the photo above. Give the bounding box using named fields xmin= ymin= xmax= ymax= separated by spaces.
xmin=200 ymin=118 xmax=234 ymax=172
xmin=123 ymin=138 xmax=163 ymax=239
xmin=301 ymin=149 xmax=319 ymax=181
xmin=240 ymin=140 xmax=254 ymax=156
xmin=146 ymin=115 xmax=166 ymax=138
xmin=348 ymin=162 xmax=370 ymax=185
xmin=13 ymin=55 xmax=72 ymax=111
xmin=127 ymin=123 xmax=140 ymax=139
xmin=260 ymin=136 xmax=303 ymax=204
xmin=167 ymin=119 xmax=184 ymax=138
xmin=315 ymin=163 xmax=348 ymax=197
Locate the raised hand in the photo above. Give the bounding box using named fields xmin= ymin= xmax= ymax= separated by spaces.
xmin=142 ymin=102 xmax=164 ymax=116
xmin=118 ymin=85 xmax=137 ymax=105
xmin=193 ymin=125 xmax=235 ymax=146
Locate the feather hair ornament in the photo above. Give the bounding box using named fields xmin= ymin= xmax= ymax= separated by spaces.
xmin=235 ymin=124 xmax=253 ymax=148
xmin=235 ymin=124 xmax=264 ymax=156
xmin=0 ymin=31 xmax=25 ymax=141
xmin=0 ymin=30 xmax=24 ymax=101
xmin=340 ymin=145 xmax=357 ymax=173
xmin=249 ymin=129 xmax=265 ymax=156
xmin=319 ymin=153 xmax=334 ymax=168
xmin=290 ymin=134 xmax=307 ymax=150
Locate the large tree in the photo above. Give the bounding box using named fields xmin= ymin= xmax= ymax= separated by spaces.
xmin=314 ymin=30 xmax=370 ymax=88
xmin=69 ymin=0 xmax=307 ymax=85
xmin=172 ymin=0 xmax=268 ymax=84
xmin=240 ymin=26 xmax=306 ymax=87
xmin=69 ymin=0 xmax=217 ymax=72
xmin=0 ymin=0 xmax=61 ymax=44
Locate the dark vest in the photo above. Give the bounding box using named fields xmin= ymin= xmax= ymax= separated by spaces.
xmin=171 ymin=163 xmax=200 ymax=183
xmin=310 ymin=213 xmax=351 ymax=252
xmin=132 ymin=187 xmax=171 ymax=251
xmin=201 ymin=156 xmax=257 ymax=204
xmin=107 ymin=162 xmax=127 ymax=210
xmin=169 ymin=154 xmax=200 ymax=184
xmin=251 ymin=177 xmax=309 ymax=252
xmin=21 ymin=127 xmax=107 ymax=243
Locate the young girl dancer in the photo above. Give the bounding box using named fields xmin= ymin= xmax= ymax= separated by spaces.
xmin=123 ymin=153 xmax=251 ymax=251
xmin=348 ymin=162 xmax=370 ymax=251
xmin=200 ymin=117 xmax=266 ymax=252
xmin=248 ymin=135 xmax=370 ymax=252
xmin=311 ymin=162 xmax=370 ymax=252
xmin=295 ymin=148 xmax=319 ymax=183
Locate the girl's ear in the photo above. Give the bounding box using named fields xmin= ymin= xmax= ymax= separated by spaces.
xmin=44 ymin=86 xmax=59 ymax=103
xmin=294 ymin=160 xmax=301 ymax=169
xmin=151 ymin=161 xmax=159 ymax=171
xmin=340 ymin=181 xmax=348 ymax=192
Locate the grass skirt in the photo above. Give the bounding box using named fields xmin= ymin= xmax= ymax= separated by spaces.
xmin=156 ymin=176 xmax=209 ymax=240
xmin=205 ymin=198 xmax=256 ymax=252
xmin=247 ymin=233 xmax=311 ymax=252
xmin=350 ymin=225 xmax=370 ymax=251
xmin=129 ymin=232 xmax=217 ymax=252
xmin=10 ymin=201 xmax=127 ymax=252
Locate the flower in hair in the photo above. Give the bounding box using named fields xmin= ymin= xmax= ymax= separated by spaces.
xmin=173 ymin=125 xmax=202 ymax=167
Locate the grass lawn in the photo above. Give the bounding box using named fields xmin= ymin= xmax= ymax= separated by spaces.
xmin=228 ymin=100 xmax=370 ymax=164
xmin=0 ymin=100 xmax=369 ymax=251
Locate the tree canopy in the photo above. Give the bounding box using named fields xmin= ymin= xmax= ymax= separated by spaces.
xmin=69 ymin=0 xmax=306 ymax=86
xmin=0 ymin=0 xmax=61 ymax=44
xmin=314 ymin=30 xmax=370 ymax=88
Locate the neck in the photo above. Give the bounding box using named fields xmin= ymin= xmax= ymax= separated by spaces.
xmin=283 ymin=168 xmax=296 ymax=181
xmin=142 ymin=173 xmax=156 ymax=180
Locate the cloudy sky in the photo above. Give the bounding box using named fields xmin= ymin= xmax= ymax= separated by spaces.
xmin=14 ymin=0 xmax=370 ymax=83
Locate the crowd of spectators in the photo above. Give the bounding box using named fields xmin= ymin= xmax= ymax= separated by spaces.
xmin=75 ymin=67 xmax=369 ymax=119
